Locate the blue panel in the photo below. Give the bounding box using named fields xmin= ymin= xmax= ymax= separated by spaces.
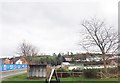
xmin=1 ymin=64 xmax=27 ymax=71
xmin=9 ymin=64 xmax=14 ymax=70
xmin=0 ymin=66 xmax=2 ymax=71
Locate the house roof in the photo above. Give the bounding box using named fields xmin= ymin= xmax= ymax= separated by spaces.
xmin=0 ymin=58 xmax=10 ymax=64
xmin=107 ymin=58 xmax=120 ymax=64
xmin=10 ymin=57 xmax=20 ymax=62
xmin=28 ymin=64 xmax=47 ymax=66
xmin=24 ymin=56 xmax=49 ymax=65
xmin=62 ymin=62 xmax=70 ymax=65
xmin=64 ymin=55 xmax=72 ymax=58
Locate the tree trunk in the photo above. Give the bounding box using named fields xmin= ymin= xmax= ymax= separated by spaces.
xmin=103 ymin=54 xmax=108 ymax=74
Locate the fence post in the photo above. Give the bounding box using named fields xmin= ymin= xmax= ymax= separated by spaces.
xmin=60 ymin=72 xmax=62 ymax=78
xmin=73 ymin=72 xmax=74 ymax=77
xmin=100 ymin=69 xmax=102 ymax=78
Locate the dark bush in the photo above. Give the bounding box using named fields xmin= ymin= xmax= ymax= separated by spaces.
xmin=83 ymin=69 xmax=98 ymax=78
xmin=57 ymin=68 xmax=68 ymax=72
xmin=57 ymin=72 xmax=70 ymax=78
xmin=107 ymin=67 xmax=119 ymax=74
xmin=72 ymin=68 xmax=82 ymax=72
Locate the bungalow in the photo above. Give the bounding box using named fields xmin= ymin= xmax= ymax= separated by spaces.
xmin=110 ymin=60 xmax=118 ymax=66
xmin=15 ymin=57 xmax=28 ymax=64
xmin=85 ymin=57 xmax=102 ymax=62
xmin=61 ymin=62 xmax=70 ymax=66
xmin=10 ymin=57 xmax=28 ymax=64
xmin=64 ymin=55 xmax=72 ymax=61
xmin=3 ymin=58 xmax=11 ymax=64
xmin=15 ymin=59 xmax=22 ymax=64
xmin=10 ymin=57 xmax=20 ymax=64
xmin=61 ymin=62 xmax=70 ymax=68
xmin=107 ymin=58 xmax=119 ymax=66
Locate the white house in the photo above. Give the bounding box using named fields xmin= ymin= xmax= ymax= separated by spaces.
xmin=85 ymin=56 xmax=102 ymax=62
xmin=65 ymin=58 xmax=72 ymax=61
xmin=61 ymin=62 xmax=70 ymax=68
xmin=61 ymin=62 xmax=70 ymax=66
xmin=15 ymin=59 xmax=22 ymax=64
xmin=68 ymin=65 xmax=83 ymax=70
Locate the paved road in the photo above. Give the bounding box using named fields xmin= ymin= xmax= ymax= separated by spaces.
xmin=1 ymin=69 xmax=27 ymax=80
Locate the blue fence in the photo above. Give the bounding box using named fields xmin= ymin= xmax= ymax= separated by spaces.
xmin=0 ymin=64 xmax=27 ymax=71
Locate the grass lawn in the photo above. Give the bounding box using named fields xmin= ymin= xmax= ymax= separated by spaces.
xmin=2 ymin=73 xmax=120 ymax=83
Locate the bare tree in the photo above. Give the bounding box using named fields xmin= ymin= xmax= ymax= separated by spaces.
xmin=80 ymin=18 xmax=119 ymax=74
xmin=18 ymin=41 xmax=38 ymax=56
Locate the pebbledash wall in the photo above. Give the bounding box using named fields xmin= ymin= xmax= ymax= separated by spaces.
xmin=27 ymin=64 xmax=51 ymax=78
xmin=0 ymin=64 xmax=27 ymax=71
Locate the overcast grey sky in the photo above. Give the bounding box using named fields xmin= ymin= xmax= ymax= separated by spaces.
xmin=0 ymin=0 xmax=119 ymax=58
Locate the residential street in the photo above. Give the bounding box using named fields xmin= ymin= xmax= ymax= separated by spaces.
xmin=1 ymin=69 xmax=27 ymax=80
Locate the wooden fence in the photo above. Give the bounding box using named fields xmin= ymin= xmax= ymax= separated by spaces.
xmin=57 ymin=72 xmax=83 ymax=78
xmin=57 ymin=72 xmax=105 ymax=78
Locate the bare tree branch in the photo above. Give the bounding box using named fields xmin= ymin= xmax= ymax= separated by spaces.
xmin=18 ymin=41 xmax=38 ymax=56
xmin=80 ymin=17 xmax=119 ymax=74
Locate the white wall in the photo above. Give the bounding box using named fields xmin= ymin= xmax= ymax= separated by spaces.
xmin=15 ymin=59 xmax=22 ymax=64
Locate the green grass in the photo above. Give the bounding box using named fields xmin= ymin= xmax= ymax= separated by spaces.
xmin=2 ymin=73 xmax=120 ymax=83
xmin=5 ymin=73 xmax=44 ymax=81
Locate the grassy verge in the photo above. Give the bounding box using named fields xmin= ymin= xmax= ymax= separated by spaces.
xmin=2 ymin=73 xmax=120 ymax=83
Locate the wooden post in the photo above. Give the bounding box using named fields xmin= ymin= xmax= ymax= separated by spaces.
xmin=42 ymin=67 xmax=43 ymax=78
xmin=27 ymin=65 xmax=29 ymax=78
xmin=72 ymin=72 xmax=74 ymax=77
xmin=38 ymin=68 xmax=40 ymax=78
xmin=61 ymin=72 xmax=62 ymax=78
xmin=100 ymin=69 xmax=102 ymax=78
